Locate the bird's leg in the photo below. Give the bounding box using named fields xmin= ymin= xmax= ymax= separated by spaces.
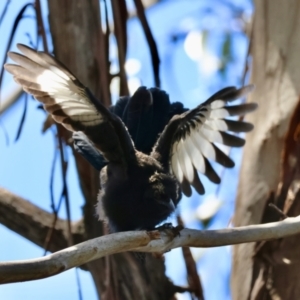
xmin=155 ymin=223 xmax=183 ymax=237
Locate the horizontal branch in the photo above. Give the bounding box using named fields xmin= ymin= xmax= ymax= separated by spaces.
xmin=0 ymin=188 xmax=84 ymax=252
xmin=1 ymin=215 xmax=300 ymax=284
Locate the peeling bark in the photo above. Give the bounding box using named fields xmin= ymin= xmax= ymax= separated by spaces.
xmin=232 ymin=0 xmax=300 ymax=299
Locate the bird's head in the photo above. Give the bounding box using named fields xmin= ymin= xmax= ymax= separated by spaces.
xmin=143 ymin=172 xmax=181 ymax=216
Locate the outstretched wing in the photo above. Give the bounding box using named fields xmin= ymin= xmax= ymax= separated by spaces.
xmin=74 ymin=87 xmax=188 ymax=170
xmin=4 ymin=44 xmax=135 ymax=164
xmin=151 ymin=85 xmax=257 ymax=196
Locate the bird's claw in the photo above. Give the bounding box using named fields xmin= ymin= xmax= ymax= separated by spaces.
xmin=155 ymin=223 xmax=183 ymax=237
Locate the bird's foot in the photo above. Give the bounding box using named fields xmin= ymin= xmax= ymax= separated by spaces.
xmin=155 ymin=223 xmax=183 ymax=237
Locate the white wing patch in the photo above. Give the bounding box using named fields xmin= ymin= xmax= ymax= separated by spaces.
xmin=200 ymin=125 xmax=223 ymax=144
xmin=209 ymin=100 xmax=224 ymax=109
xmin=209 ymin=107 xmax=229 ymax=118
xmin=190 ymin=131 xmax=215 ymax=161
xmin=6 ymin=47 xmax=103 ymax=130
xmin=176 ymin=139 xmax=193 ymax=182
xmin=185 ymin=135 xmax=205 ymax=173
xmin=205 ymin=118 xmax=228 ymax=131
xmin=170 ymin=90 xmax=256 ymax=195
xmin=35 ymin=68 xmax=103 ymax=127
xmin=171 ymin=150 xmax=184 ymax=182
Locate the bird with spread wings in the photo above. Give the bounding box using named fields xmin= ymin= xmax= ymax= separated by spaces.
xmin=4 ymin=44 xmax=257 ymax=232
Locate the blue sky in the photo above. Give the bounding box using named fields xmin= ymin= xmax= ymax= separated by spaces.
xmin=0 ymin=0 xmax=253 ymax=299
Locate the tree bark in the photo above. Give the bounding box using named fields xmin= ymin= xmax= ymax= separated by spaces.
xmin=0 ymin=188 xmax=84 ymax=252
xmin=232 ymin=0 xmax=300 ymax=299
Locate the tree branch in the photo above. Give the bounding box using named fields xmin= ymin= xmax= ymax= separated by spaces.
xmin=1 ymin=215 xmax=300 ymax=284
xmin=0 ymin=188 xmax=84 ymax=252
xmin=133 ymin=0 xmax=160 ymax=87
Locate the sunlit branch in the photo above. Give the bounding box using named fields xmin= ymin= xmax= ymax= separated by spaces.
xmin=1 ymin=215 xmax=300 ymax=284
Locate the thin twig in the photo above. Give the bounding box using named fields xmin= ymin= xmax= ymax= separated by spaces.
xmin=75 ymin=268 xmax=83 ymax=300
xmin=178 ymin=216 xmax=204 ymax=300
xmin=111 ymin=0 xmax=129 ymax=95
xmin=35 ymin=0 xmax=48 ymax=52
xmin=0 ymin=0 xmax=10 ymax=25
xmin=57 ymin=125 xmax=73 ymax=246
xmin=268 ymin=203 xmax=288 ymax=219
xmin=0 ymin=3 xmax=34 ymax=108
xmin=133 ymin=0 xmax=160 ymax=87
xmin=35 ymin=0 xmax=73 ymax=248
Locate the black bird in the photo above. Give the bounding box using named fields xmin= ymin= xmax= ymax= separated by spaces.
xmin=4 ymin=44 xmax=257 ymax=232
xmin=73 ymin=86 xmax=188 ymax=171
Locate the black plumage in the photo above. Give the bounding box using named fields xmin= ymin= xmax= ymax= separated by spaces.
xmin=73 ymin=87 xmax=188 ymax=171
xmin=4 ymin=44 xmax=257 ymax=232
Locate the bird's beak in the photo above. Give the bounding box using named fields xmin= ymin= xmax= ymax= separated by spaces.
xmin=157 ymin=199 xmax=176 ymax=212
xmin=169 ymin=200 xmax=176 ymax=211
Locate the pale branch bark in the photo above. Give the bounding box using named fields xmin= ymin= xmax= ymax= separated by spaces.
xmin=232 ymin=0 xmax=300 ymax=299
xmin=1 ymin=215 xmax=300 ymax=284
xmin=0 ymin=188 xmax=84 ymax=252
